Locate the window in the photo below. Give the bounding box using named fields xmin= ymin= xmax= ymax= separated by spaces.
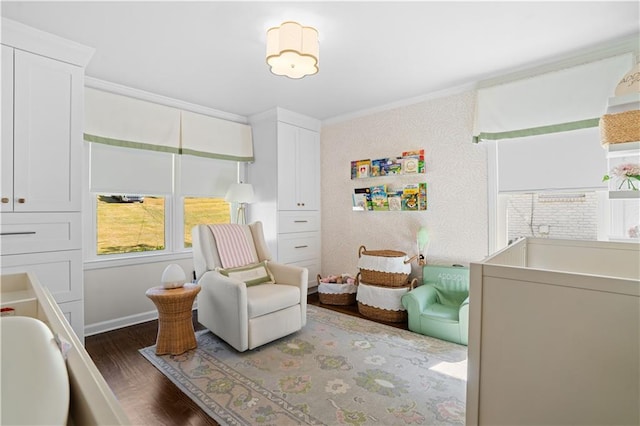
xmin=490 ymin=128 xmax=610 ymax=250
xmin=503 ymin=191 xmax=602 ymax=245
xmin=86 ymin=145 xmax=238 ymax=260
xmin=183 ymin=197 xmax=230 ymax=248
xmin=84 ymin=86 xmax=252 ymax=261
xmin=96 ymin=194 xmax=166 ymax=255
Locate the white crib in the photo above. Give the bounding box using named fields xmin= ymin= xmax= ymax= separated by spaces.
xmin=466 ymin=238 xmax=639 ymax=426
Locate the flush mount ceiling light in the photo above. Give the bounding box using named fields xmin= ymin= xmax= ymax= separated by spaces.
xmin=266 ymin=21 xmax=319 ymax=79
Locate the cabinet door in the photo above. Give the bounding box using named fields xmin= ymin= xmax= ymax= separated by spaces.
xmin=13 ymin=50 xmax=83 ymax=212
xmin=277 ymin=122 xmax=299 ymax=210
xmin=295 ymin=127 xmax=320 ymax=210
xmin=1 ymin=45 xmax=14 ymax=212
xmin=276 ymin=122 xmax=320 ymax=211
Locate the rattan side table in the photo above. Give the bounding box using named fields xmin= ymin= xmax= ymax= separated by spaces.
xmin=145 ymin=283 xmax=201 ymax=355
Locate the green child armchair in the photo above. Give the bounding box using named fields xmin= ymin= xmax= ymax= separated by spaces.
xmin=401 ymin=265 xmax=470 ymax=345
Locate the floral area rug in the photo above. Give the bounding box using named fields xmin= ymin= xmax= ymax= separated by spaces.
xmin=139 ymin=305 xmax=467 ymax=425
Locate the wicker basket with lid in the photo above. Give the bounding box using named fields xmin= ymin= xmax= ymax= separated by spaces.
xmin=357 ymin=245 xmax=411 ymax=287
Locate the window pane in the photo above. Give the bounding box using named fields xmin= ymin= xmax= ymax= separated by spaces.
xmin=184 ymin=197 xmax=231 ymax=248
xmin=96 ymin=195 xmax=165 ymax=255
xmin=505 ymin=191 xmax=599 ymax=244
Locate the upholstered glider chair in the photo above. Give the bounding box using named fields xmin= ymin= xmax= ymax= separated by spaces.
xmin=401 ymin=265 xmax=470 ymax=345
xmin=192 ymin=222 xmax=308 ymax=352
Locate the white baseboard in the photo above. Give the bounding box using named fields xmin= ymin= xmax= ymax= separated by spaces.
xmin=85 ymin=301 xmax=200 ymax=337
xmin=84 ymin=310 xmax=159 ymax=337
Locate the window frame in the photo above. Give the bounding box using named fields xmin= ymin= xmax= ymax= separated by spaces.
xmin=83 ymin=146 xmax=240 ymax=267
xmin=488 ymin=140 xmax=610 ymax=252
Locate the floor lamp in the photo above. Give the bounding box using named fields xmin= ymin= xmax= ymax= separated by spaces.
xmin=225 ymin=183 xmax=254 ymax=224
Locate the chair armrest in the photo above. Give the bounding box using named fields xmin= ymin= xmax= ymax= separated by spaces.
xmin=268 ymin=262 xmax=308 ymax=290
xmin=401 ymin=284 xmax=438 ymax=313
xmin=199 ymin=270 xmax=248 ymax=302
xmin=461 ymin=296 xmax=469 ymax=308
xmin=265 ymin=262 xmax=308 ymax=327
xmin=198 ymin=270 xmax=249 ymax=350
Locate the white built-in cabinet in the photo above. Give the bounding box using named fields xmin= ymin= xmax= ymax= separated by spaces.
xmin=248 ymin=108 xmax=321 ymax=290
xmin=0 ymin=19 xmax=93 ymax=341
xmin=276 ymin=122 xmax=320 ymax=211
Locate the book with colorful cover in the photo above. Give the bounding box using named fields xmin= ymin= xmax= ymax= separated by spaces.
xmin=351 ymin=161 xmax=358 ymax=179
xmin=370 ymin=185 xmax=389 ymax=211
xmin=353 ymin=187 xmax=372 ymax=211
xmin=402 ymin=149 xmax=425 ymax=174
xmin=402 ymin=184 xmax=419 ymax=210
xmin=370 ymin=159 xmax=384 ymax=177
xmin=356 ymin=159 xmax=371 ymax=178
xmin=418 ymin=182 xmax=428 ymax=210
xmin=387 ymin=188 xmax=403 ymax=211
xmin=381 ymin=157 xmax=403 ymax=176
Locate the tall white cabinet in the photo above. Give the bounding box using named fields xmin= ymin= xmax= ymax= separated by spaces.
xmin=1 ymin=19 xmax=93 ymax=341
xmin=248 ymin=108 xmax=321 ymax=290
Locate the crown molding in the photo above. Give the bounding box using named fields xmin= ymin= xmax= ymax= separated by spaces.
xmin=84 ymin=76 xmax=248 ymax=124
xmin=322 ymin=82 xmax=476 ymax=126
xmin=1 ymin=18 xmax=95 ymax=67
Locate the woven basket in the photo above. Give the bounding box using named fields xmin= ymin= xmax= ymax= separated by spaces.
xmin=357 ymin=302 xmax=407 ymax=323
xmin=317 ymin=275 xmax=358 ymax=306
xmin=600 ymin=110 xmax=640 ymax=145
xmin=357 ymin=246 xmax=410 ymax=287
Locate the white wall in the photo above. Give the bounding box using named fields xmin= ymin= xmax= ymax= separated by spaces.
xmin=320 ymin=91 xmax=489 ymax=280
xmin=83 ymin=256 xmax=193 ymax=335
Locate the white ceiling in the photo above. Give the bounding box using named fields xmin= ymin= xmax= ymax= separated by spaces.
xmin=2 ymin=1 xmax=639 ymax=122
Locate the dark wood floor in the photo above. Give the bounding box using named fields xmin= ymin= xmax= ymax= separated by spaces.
xmin=84 ymin=293 xmax=407 ymax=425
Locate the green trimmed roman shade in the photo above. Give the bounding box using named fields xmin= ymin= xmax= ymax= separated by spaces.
xmin=85 ymin=87 xmax=254 ymax=195
xmin=84 ymin=87 xmax=254 ymax=161
xmin=181 ymin=110 xmax=254 ymax=162
xmin=85 ymin=88 xmax=181 ymax=153
xmin=473 ymin=53 xmax=634 ymax=143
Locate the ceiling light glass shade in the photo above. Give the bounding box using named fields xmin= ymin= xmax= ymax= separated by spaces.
xmin=161 ymin=264 xmax=187 ymax=289
xmin=266 ymin=21 xmax=319 ymax=79
xmin=225 ymin=183 xmax=255 ymax=204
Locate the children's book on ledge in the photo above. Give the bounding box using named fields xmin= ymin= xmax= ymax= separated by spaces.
xmin=351 ymin=149 xmax=425 ymax=179
xmin=352 ymin=183 xmax=428 ymax=211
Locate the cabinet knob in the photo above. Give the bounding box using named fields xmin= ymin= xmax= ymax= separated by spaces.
xmin=1 ymin=197 xmax=8 ymax=204
xmin=17 ymin=198 xmax=26 ymax=204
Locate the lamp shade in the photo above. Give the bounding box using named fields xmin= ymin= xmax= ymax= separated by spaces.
xmin=225 ymin=183 xmax=254 ymax=204
xmin=266 ymin=21 xmax=319 ymax=79
xmin=161 ymin=264 xmax=187 ymax=289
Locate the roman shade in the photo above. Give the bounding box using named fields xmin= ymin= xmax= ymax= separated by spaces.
xmin=178 ymin=155 xmax=237 ymax=197
xmin=496 ymin=127 xmax=607 ymax=192
xmin=181 ymin=111 xmax=254 ymax=162
xmin=85 ymin=88 xmax=254 ymax=161
xmin=90 ymin=142 xmax=173 ymax=194
xmin=84 ymin=88 xmax=181 ymax=152
xmin=473 ymin=53 xmax=634 ymax=143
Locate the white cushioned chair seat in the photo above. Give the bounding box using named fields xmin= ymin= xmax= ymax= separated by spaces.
xmin=247 ymin=284 xmax=301 ymax=318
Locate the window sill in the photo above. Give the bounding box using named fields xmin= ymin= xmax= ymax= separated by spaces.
xmin=83 ymin=251 xmax=193 ymax=271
